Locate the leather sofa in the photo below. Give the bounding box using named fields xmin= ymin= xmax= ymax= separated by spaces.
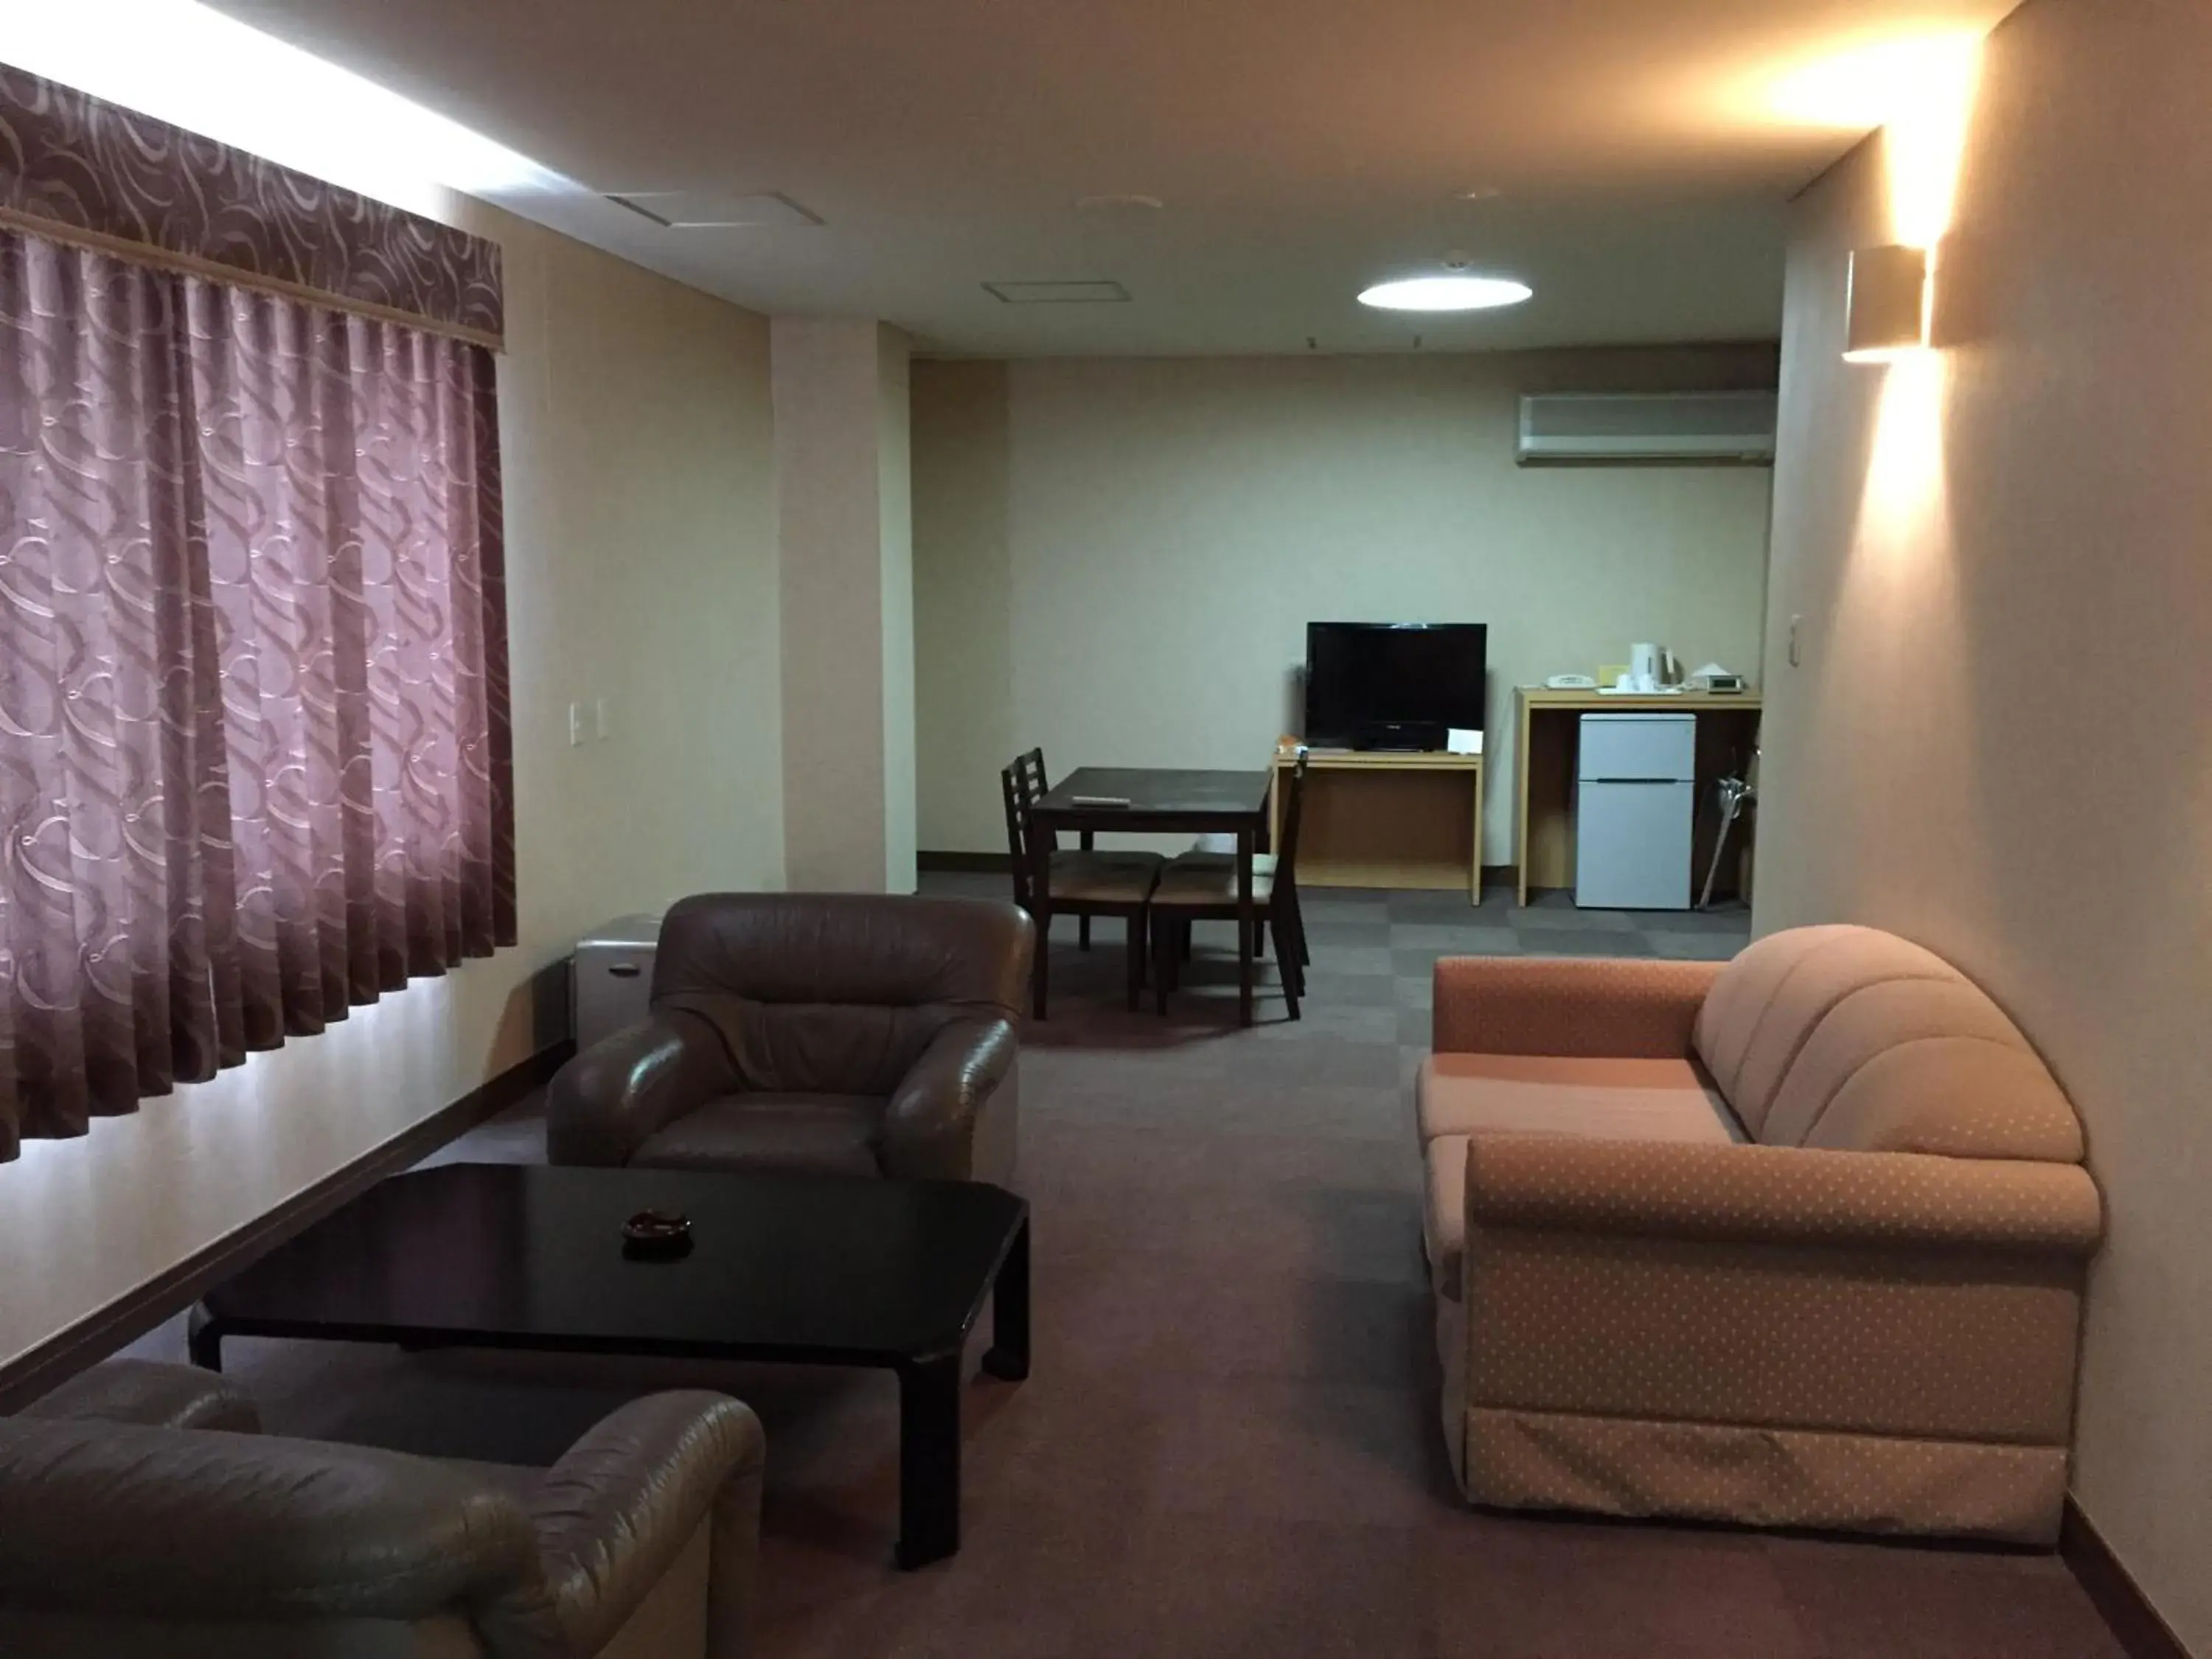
xmin=549 ymin=892 xmax=1034 ymax=1185
xmin=0 ymin=1361 xmax=765 ymax=1658
xmin=1417 ymin=924 xmax=2102 ymax=1545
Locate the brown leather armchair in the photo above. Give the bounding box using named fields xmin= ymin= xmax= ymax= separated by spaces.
xmin=549 ymin=892 xmax=1034 ymax=1185
xmin=0 ymin=1363 xmax=765 ymax=1658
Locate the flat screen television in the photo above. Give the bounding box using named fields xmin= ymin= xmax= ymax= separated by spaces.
xmin=1304 ymin=622 xmax=1488 ymax=751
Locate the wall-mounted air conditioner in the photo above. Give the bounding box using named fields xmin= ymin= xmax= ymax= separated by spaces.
xmin=1517 ymin=391 xmax=1778 ymax=467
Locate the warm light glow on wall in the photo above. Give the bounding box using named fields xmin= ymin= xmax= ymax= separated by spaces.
xmin=1859 ymin=350 xmax=1951 ymax=551
xmin=1768 ymin=32 xmax=1984 ymax=248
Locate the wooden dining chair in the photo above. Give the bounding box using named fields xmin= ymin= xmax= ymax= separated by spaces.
xmin=1148 ymin=751 xmax=1310 ymax=1020
xmin=1164 ymin=757 xmax=1311 ymax=972
xmin=1001 ymin=754 xmax=1162 ymax=1015
xmin=1015 ymin=746 xmax=1125 ymax=953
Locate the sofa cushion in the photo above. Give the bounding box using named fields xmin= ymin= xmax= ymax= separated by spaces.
xmin=1819 ymin=1041 xmax=2084 ymax=1159
xmin=1419 ymin=1057 xmax=1742 ymax=1301
xmin=630 ymin=1093 xmax=884 ymax=1178
xmin=1417 ymin=1054 xmax=1743 ymax=1144
xmin=1693 ymin=926 xmax=1966 ymax=1138
xmin=1757 ymin=978 xmax=2084 ymax=1160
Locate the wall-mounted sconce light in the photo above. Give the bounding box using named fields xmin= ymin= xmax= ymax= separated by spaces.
xmin=1844 ymin=243 xmax=1932 ymax=363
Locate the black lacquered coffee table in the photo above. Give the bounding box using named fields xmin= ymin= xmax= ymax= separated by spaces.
xmin=189 ymin=1163 xmax=1030 ymax=1568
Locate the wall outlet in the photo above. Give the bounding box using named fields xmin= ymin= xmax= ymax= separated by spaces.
xmin=568 ymin=702 xmax=586 ymax=747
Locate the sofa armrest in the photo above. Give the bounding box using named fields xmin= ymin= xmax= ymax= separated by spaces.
xmin=488 ymin=1393 xmax=765 ymax=1659
xmin=1457 ymin=1138 xmax=2101 ymax=1459
xmin=19 ymin=1359 xmax=260 ymax=1433
xmin=881 ymin=1016 xmax=1019 ymax=1181
xmin=0 ymin=1419 xmax=541 ymax=1627
xmin=547 ymin=1012 xmax=738 ymax=1167
xmin=1465 ymin=1135 xmax=2104 ymax=1256
xmin=1433 ymin=957 xmax=1722 ymax=1059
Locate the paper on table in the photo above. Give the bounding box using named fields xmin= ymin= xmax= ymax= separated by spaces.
xmin=1446 ymin=728 xmax=1484 ymax=755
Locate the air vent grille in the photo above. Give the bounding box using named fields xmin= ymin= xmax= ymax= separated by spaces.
xmin=983 ymin=279 xmax=1131 ymax=305
xmin=602 ymin=190 xmax=821 ymax=229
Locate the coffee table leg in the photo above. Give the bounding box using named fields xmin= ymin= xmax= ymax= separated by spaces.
xmin=895 ymin=1352 xmax=963 ymax=1568
xmin=981 ymin=1218 xmax=1030 ymax=1382
xmin=187 ymin=1304 xmax=222 ymax=1372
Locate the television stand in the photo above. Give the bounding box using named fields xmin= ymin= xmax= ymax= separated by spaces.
xmin=1347 ymin=721 xmax=1446 ymax=753
xmin=1271 ymin=745 xmax=1485 ymax=904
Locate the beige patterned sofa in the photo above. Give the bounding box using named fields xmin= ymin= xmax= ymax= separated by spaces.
xmin=1417 ymin=924 xmax=2101 ymax=1545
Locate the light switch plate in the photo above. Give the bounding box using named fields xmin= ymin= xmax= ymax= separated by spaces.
xmin=568 ymin=702 xmax=585 ymax=747
xmin=594 ymin=698 xmax=610 ymax=740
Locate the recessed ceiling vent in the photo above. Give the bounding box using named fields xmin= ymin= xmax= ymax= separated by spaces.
xmin=983 ymin=279 xmax=1131 ymax=305
xmin=604 ymin=189 xmax=821 ymax=229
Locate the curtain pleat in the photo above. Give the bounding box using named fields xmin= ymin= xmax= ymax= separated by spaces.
xmin=0 ymin=226 xmax=512 ymax=1159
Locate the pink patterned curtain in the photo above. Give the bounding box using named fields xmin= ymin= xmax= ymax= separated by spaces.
xmin=0 ymin=226 xmax=514 ymax=1158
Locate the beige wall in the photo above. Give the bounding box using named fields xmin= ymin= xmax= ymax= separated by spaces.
xmin=878 ymin=327 xmax=919 ymax=892
xmin=914 ymin=350 xmax=1777 ymax=864
xmin=1757 ymin=0 xmax=2212 ymax=1644
xmin=913 ymin=362 xmax=1017 ymax=852
xmin=773 ymin=319 xmax=917 ymax=893
xmin=0 ymin=195 xmax=784 ymax=1380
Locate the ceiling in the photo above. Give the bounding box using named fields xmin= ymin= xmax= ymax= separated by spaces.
xmin=199 ymin=0 xmax=2016 ymax=357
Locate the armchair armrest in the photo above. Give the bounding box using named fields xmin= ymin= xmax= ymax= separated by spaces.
xmin=548 ymin=1012 xmax=738 ymax=1167
xmin=1433 ymin=957 xmax=1722 ymax=1059
xmin=490 ymin=1392 xmax=765 ymax=1659
xmin=1465 ymin=1135 xmax=2104 ymax=1256
xmin=18 ymin=1359 xmax=260 ymax=1433
xmin=881 ymin=1016 xmax=1019 ymax=1181
xmin=0 ymin=1419 xmax=540 ymax=1627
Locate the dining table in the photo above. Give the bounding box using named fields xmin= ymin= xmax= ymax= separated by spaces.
xmin=1027 ymin=765 xmax=1275 ymax=1027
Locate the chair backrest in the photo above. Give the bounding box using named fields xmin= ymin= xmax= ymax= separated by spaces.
xmin=1015 ymin=746 xmax=1047 ymax=803
xmin=651 ymin=891 xmax=1034 ymax=1095
xmin=1002 ymin=748 xmax=1054 ymax=911
xmin=1001 ymin=759 xmax=1034 ymax=909
xmin=1692 ymin=924 xmax=2084 ymax=1161
xmin=1273 ymin=750 xmax=1311 ymax=894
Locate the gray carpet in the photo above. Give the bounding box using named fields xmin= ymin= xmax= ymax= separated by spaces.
xmin=120 ymin=877 xmax=2126 ymax=1659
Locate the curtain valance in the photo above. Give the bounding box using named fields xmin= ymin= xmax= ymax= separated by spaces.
xmin=0 ymin=66 xmax=503 ymax=349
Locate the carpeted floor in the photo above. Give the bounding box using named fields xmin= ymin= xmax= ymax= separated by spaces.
xmin=124 ymin=876 xmax=2126 ymax=1658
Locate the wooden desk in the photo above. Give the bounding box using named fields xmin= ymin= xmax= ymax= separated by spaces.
xmin=1270 ymin=748 xmax=1486 ymax=903
xmin=1511 ymin=688 xmax=1761 ymax=907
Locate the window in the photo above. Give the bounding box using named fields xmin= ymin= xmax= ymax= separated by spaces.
xmin=0 ymin=67 xmax=514 ymax=1157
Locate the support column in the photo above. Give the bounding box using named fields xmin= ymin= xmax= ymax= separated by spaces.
xmin=772 ymin=319 xmax=916 ymax=892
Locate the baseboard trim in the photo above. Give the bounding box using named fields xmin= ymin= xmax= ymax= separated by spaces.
xmin=0 ymin=1041 xmax=572 ymax=1413
xmin=922 ymin=852 xmax=1528 ymax=898
xmin=2062 ymin=1497 xmax=2189 ymax=1659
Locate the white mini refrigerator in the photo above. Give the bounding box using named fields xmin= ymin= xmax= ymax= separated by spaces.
xmin=1575 ymin=713 xmax=1696 ymax=910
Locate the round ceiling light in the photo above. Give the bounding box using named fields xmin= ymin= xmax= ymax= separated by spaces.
xmin=1357 ymin=274 xmax=1531 ymax=312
